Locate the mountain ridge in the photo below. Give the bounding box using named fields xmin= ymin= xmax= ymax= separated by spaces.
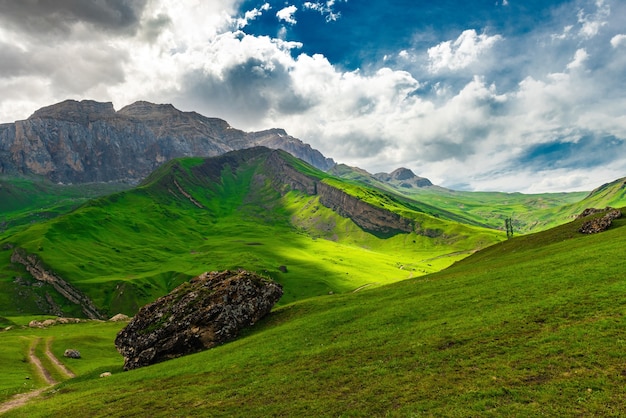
xmin=0 ymin=99 xmax=335 ymax=184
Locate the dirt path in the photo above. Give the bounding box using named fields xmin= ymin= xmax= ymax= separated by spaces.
xmin=44 ymin=338 xmax=76 ymax=379
xmin=0 ymin=337 xmax=75 ymax=414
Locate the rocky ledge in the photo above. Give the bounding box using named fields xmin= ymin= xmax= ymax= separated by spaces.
xmin=578 ymin=207 xmax=622 ymax=234
xmin=115 ymin=270 xmax=283 ymax=370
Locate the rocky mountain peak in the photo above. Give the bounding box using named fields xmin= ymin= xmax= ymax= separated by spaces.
xmin=389 ymin=167 xmax=417 ymax=181
xmin=29 ymin=99 xmax=116 ymax=125
xmin=374 ymin=168 xmax=433 ymax=188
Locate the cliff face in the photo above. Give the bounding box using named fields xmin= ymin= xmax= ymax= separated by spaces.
xmin=262 ymin=150 xmax=414 ymax=236
xmin=0 ymin=99 xmax=334 ymax=183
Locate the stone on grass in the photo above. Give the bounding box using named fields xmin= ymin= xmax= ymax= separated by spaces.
xmin=64 ymin=349 xmax=81 ymax=359
xmin=115 ymin=270 xmax=283 ymax=370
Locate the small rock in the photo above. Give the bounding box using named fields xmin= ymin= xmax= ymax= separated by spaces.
xmin=100 ymin=372 xmax=112 ymax=378
xmin=109 ymin=313 xmax=130 ymax=322
xmin=64 ymin=349 xmax=81 ymax=359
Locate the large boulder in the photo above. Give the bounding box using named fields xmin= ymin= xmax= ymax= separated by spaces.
xmin=115 ymin=270 xmax=283 ymax=370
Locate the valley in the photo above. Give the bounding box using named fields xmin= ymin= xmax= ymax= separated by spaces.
xmin=0 ymin=100 xmax=625 ymax=416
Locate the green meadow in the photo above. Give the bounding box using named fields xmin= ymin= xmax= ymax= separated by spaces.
xmin=1 ymin=150 xmax=625 ymax=415
xmin=0 ymin=208 xmax=624 ymax=416
xmin=0 ymin=150 xmax=503 ymax=316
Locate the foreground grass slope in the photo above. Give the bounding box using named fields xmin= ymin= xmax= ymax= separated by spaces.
xmin=0 ymin=149 xmax=501 ymax=317
xmin=3 ymin=209 xmax=625 ymax=416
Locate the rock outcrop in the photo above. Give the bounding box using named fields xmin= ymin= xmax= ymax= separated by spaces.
xmin=0 ymin=99 xmax=334 ymax=183
xmin=115 ymin=270 xmax=283 ymax=370
xmin=260 ymin=150 xmax=415 ymax=236
xmin=578 ymin=207 xmax=622 ymax=234
xmin=10 ymin=248 xmax=104 ymax=319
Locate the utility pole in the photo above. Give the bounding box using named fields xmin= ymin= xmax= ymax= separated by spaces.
xmin=505 ymin=217 xmax=514 ymax=239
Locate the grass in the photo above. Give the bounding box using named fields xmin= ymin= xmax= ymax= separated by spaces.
xmin=0 ymin=150 xmax=503 ymax=317
xmin=1 ymin=209 xmax=625 ymax=416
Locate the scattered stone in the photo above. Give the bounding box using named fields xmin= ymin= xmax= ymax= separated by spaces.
xmin=64 ymin=349 xmax=81 ymax=359
xmin=115 ymin=270 xmax=283 ymax=370
xmin=278 ymin=265 xmax=288 ymax=273
xmin=109 ymin=313 xmax=130 ymax=322
xmin=579 ymin=208 xmax=622 ymax=234
xmin=99 ymin=372 xmax=112 ymax=378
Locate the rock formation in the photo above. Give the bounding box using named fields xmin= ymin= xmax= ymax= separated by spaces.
xmin=578 ymin=208 xmax=622 ymax=234
xmin=0 ymin=99 xmax=334 ymax=183
xmin=115 ymin=270 xmax=283 ymax=370
xmin=10 ymin=248 xmax=104 ymax=319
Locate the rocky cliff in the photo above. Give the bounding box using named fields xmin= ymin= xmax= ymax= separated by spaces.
xmin=0 ymin=99 xmax=334 ymax=183
xmin=260 ymin=150 xmax=415 ymax=236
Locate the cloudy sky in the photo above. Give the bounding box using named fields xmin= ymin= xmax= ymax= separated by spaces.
xmin=1 ymin=0 xmax=625 ymax=192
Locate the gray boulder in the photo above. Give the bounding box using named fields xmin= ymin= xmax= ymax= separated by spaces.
xmin=115 ymin=270 xmax=283 ymax=370
xmin=64 ymin=349 xmax=81 ymax=359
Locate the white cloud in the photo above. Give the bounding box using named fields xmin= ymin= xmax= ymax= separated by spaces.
xmin=234 ymin=3 xmax=271 ymax=29
xmin=577 ymin=0 xmax=610 ymax=39
xmin=611 ymin=34 xmax=626 ymax=47
xmin=303 ymin=1 xmax=342 ymax=22
xmin=427 ymin=30 xmax=503 ymax=73
xmin=566 ymin=48 xmax=589 ymax=70
xmin=276 ymin=5 xmax=298 ymax=25
xmin=1 ymin=0 xmax=625 ymax=193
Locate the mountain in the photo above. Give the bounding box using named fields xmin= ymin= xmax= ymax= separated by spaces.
xmin=0 ymin=147 xmax=501 ymax=318
xmin=374 ymin=167 xmax=434 ymax=188
xmin=0 ymin=99 xmax=334 ymax=184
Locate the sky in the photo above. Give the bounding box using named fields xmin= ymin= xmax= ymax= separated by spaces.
xmin=1 ymin=0 xmax=626 ymax=193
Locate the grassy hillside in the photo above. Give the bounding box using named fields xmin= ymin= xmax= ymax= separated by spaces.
xmin=1 ymin=207 xmax=624 ymax=416
xmin=330 ymin=164 xmax=593 ymax=233
xmin=0 ymin=149 xmax=502 ymax=317
xmin=0 ymin=177 xmax=129 ymax=236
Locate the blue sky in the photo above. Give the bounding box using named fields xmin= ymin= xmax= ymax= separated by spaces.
xmin=0 ymin=0 xmax=625 ymax=192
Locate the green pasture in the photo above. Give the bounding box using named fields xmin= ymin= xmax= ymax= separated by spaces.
xmin=1 ymin=208 xmax=624 ymax=416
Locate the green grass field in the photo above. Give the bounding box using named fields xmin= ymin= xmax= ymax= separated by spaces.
xmin=0 ymin=150 xmax=504 ymax=317
xmin=1 ymin=208 xmax=624 ymax=416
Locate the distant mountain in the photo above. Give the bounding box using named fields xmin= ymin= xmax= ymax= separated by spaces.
xmin=0 ymin=99 xmax=334 ymax=184
xmin=374 ymin=167 xmax=433 ymax=188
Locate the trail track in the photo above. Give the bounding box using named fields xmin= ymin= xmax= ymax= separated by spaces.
xmin=0 ymin=337 xmax=75 ymax=414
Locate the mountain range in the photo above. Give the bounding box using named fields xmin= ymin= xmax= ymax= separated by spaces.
xmin=0 ymin=99 xmax=334 ymax=184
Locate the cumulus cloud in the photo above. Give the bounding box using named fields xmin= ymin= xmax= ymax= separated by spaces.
xmin=427 ymin=30 xmax=503 ymax=73
xmin=233 ymin=3 xmax=271 ymax=29
xmin=1 ymin=0 xmax=625 ymax=193
xmin=611 ymin=34 xmax=626 ymax=47
xmin=566 ymin=48 xmax=589 ymax=70
xmin=276 ymin=5 xmax=298 ymax=25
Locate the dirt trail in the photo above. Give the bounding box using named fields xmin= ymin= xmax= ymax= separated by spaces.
xmin=44 ymin=338 xmax=76 ymax=379
xmin=0 ymin=337 xmax=75 ymax=414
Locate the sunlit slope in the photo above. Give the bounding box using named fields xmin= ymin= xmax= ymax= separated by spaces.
xmin=6 ymin=208 xmax=626 ymax=417
xmin=0 ymin=148 xmax=502 ymax=317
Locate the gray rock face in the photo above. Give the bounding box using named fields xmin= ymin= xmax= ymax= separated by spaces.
xmin=114 ymin=270 xmax=283 ymax=370
xmin=0 ymin=99 xmax=334 ymax=183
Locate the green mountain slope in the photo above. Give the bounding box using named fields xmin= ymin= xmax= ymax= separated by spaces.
xmin=3 ymin=206 xmax=624 ymax=416
xmin=330 ymin=164 xmax=590 ymax=233
xmin=0 ymin=148 xmax=502 ymax=317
